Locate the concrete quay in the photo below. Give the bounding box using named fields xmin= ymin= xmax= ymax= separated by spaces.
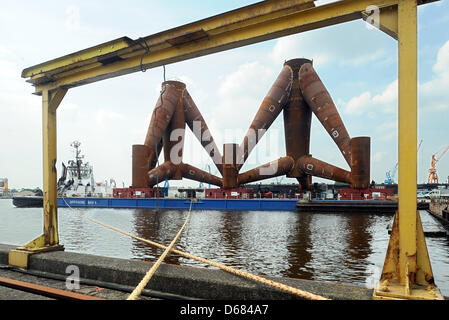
xmin=0 ymin=243 xmax=373 ymax=300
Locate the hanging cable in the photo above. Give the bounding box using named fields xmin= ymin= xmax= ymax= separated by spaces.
xmin=135 ymin=37 xmax=151 ymax=72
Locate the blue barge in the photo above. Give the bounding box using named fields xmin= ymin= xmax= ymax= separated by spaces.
xmin=58 ymin=197 xmax=299 ymax=211
xmin=14 ymin=196 xmax=407 ymax=213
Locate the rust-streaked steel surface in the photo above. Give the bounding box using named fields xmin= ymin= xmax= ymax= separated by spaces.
xmin=147 ymin=161 xmax=178 ymax=187
xmin=296 ymin=155 xmax=352 ymax=184
xmin=299 ymin=63 xmax=352 ymax=166
xmin=136 ymin=57 xmax=370 ymax=190
xmin=183 ymin=89 xmax=223 ymax=174
xmin=144 ymin=81 xmax=185 ymax=167
xmin=238 ymin=65 xmax=293 ymax=171
xmin=350 ymin=137 xmax=371 ymax=189
xmin=181 ymin=163 xmax=223 ymax=187
xmin=238 ymin=156 xmax=294 ymax=185
xmin=283 ymin=59 xmax=312 ymax=189
xmin=163 ymin=90 xmax=186 ymax=177
xmin=223 ymin=143 xmax=238 ymax=189
xmin=132 ymin=144 xmax=151 ymax=188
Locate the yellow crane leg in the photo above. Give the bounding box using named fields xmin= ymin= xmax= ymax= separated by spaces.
xmin=373 ymin=0 xmax=443 ymax=300
xmin=8 ymin=88 xmax=67 ymax=269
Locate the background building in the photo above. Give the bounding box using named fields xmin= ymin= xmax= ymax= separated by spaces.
xmin=0 ymin=178 xmax=8 ymax=196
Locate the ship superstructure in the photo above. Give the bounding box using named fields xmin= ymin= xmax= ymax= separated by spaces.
xmin=58 ymin=141 xmax=115 ymax=197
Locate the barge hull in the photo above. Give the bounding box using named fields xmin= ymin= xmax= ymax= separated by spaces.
xmin=58 ymin=197 xmax=299 ymax=211
xmin=296 ymin=200 xmax=398 ymax=214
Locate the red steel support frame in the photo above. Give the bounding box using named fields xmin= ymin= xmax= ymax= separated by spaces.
xmin=136 ymin=58 xmax=370 ymax=190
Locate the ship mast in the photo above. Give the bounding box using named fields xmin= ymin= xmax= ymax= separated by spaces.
xmin=70 ymin=140 xmax=83 ymax=178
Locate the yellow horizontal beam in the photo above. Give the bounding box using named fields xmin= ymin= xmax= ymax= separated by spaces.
xmin=22 ymin=37 xmax=135 ymax=79
xmin=24 ymin=0 xmax=438 ymax=95
xmin=362 ymin=5 xmax=398 ymax=39
xmin=24 ymin=0 xmax=315 ymax=86
xmin=25 ymin=0 xmax=418 ymax=94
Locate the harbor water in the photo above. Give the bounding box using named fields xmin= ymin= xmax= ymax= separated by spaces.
xmin=1 ymin=198 xmax=448 ymax=297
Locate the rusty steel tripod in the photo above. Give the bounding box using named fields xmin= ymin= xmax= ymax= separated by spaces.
xmin=132 ymin=58 xmax=370 ymax=190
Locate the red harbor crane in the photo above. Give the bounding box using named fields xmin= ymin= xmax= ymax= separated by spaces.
xmin=427 ymin=145 xmax=449 ymax=184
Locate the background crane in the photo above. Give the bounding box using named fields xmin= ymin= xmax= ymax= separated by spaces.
xmin=384 ymin=163 xmax=398 ymax=184
xmin=385 ymin=139 xmax=423 ymax=184
xmin=427 ymin=144 xmax=449 ymax=184
xmin=198 ymin=164 xmax=212 ymax=189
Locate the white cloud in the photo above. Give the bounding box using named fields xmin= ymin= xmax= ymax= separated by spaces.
xmin=373 ymin=151 xmax=386 ymax=162
xmin=269 ymin=35 xmax=330 ymax=66
xmin=433 ymin=40 xmax=449 ymax=74
xmin=211 ymin=61 xmax=275 ymax=138
xmin=341 ymin=38 xmax=449 ymax=117
xmin=341 ymin=49 xmax=386 ymax=67
xmin=95 ymin=109 xmax=124 ymax=129
xmin=342 ymin=80 xmax=397 ymax=115
xmin=218 ymin=61 xmax=273 ymax=98
xmin=341 ymin=40 xmax=449 ymax=117
xmin=420 ymin=39 xmax=449 ymax=112
xmin=268 ymin=23 xmax=391 ymax=68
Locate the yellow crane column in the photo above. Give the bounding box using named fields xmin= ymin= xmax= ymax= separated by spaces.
xmin=373 ymin=0 xmax=443 ymax=300
xmin=8 ymin=88 xmax=67 ymax=268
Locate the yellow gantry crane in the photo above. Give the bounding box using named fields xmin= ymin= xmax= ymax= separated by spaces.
xmin=9 ymin=0 xmax=444 ymax=300
xmin=427 ymin=145 xmax=449 ymax=184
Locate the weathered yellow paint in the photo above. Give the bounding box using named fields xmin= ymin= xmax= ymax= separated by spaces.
xmin=373 ymin=0 xmax=443 ymax=300
xmin=397 ymin=0 xmax=418 ymax=287
xmin=23 ymin=0 xmax=315 ymax=87
xmin=379 ymin=6 xmax=398 ymax=39
xmin=42 ymin=89 xmax=64 ymax=245
xmin=27 ymin=0 xmax=410 ymax=94
xmin=8 ymin=250 xmax=30 ymax=269
xmin=9 ymin=88 xmax=67 ymax=268
xmin=373 ymin=212 xmax=443 ymax=299
xmin=362 ymin=5 xmax=398 ymax=39
xmin=22 ymin=37 xmax=134 ymax=79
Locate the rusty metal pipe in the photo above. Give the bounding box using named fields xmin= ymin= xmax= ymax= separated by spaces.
xmin=181 ymin=163 xmax=223 ymax=187
xmin=132 ymin=144 xmax=151 ymax=188
xmin=150 ymin=139 xmax=163 ymax=169
xmin=238 ymin=156 xmax=294 ymax=185
xmin=147 ymin=161 xmax=178 ymax=187
xmin=144 ymin=81 xmax=185 ymax=168
xmin=163 ymin=91 xmax=186 ymax=172
xmin=299 ymin=63 xmax=352 ymax=166
xmin=282 ymin=59 xmax=312 ymax=190
xmin=222 ymin=143 xmax=238 ymax=189
xmin=183 ymin=89 xmax=223 ymax=174
xmin=350 ymin=136 xmax=370 ymax=189
xmin=237 ymin=64 xmax=293 ymax=171
xmin=296 ymin=155 xmax=352 ymax=184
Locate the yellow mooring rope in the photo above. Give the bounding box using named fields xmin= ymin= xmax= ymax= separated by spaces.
xmin=62 ymin=197 xmax=329 ymax=300
xmin=127 ymin=199 xmax=192 ymax=300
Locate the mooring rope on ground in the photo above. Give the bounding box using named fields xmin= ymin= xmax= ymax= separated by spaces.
xmin=61 ymin=198 xmax=329 ymax=300
xmin=126 ymin=200 xmax=192 ymax=300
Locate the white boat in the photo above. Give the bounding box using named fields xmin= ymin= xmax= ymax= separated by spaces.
xmin=57 ymin=141 xmax=116 ymax=198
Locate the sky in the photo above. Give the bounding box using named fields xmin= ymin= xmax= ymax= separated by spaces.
xmin=0 ymin=0 xmax=448 ymax=189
